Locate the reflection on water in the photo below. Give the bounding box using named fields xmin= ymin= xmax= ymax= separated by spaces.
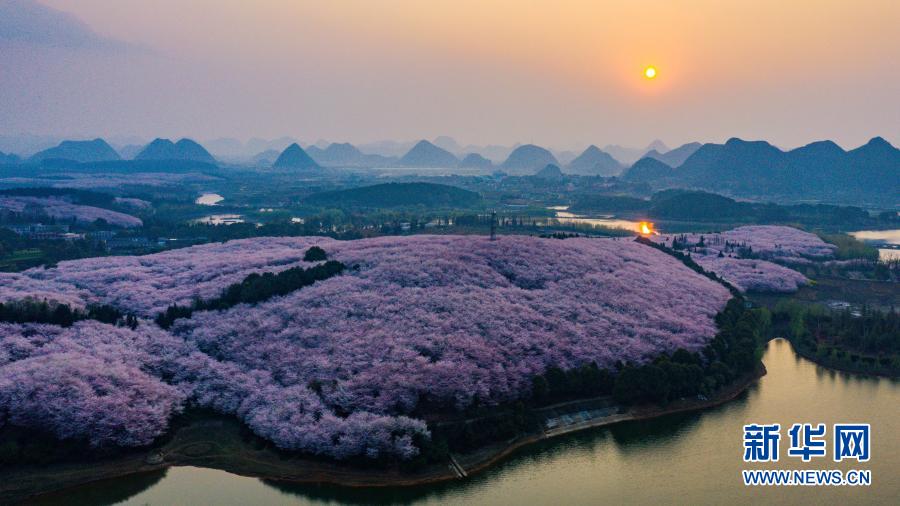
xmin=552 ymin=212 xmax=642 ymax=231
xmin=35 ymin=339 xmax=900 ymax=505
xmin=849 ymin=229 xmax=900 ymax=261
xmin=195 ymin=193 xmax=224 ymax=206
xmin=194 ymin=214 xmax=244 ymax=225
xmin=877 ymin=248 xmax=900 ymax=261
xmin=23 ymin=470 xmax=168 ymax=506
xmin=849 ymin=229 xmax=900 ymax=245
xmin=543 ymin=207 xmax=644 ymax=232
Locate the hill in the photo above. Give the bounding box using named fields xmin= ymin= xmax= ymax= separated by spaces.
xmin=0 ymin=151 xmax=20 ymax=164
xmin=0 ymin=234 xmax=730 ymax=459
xmin=643 ymin=142 xmax=701 ymax=168
xmin=0 ymin=191 xmax=142 ymax=227
xmin=307 ymin=143 xmax=396 ymax=167
xmin=273 ymin=143 xmax=321 ymax=170
xmin=566 ymin=145 xmax=623 ymax=176
xmin=534 ymin=164 xmax=564 ymax=180
xmin=666 ymin=137 xmax=899 ymax=204
xmin=304 ymin=182 xmax=481 ymax=208
xmin=29 ymin=139 xmax=120 ymax=164
xmin=398 ymin=140 xmax=459 ymax=167
xmin=307 ymin=142 xmax=362 ymax=166
xmin=500 ymin=144 xmax=559 ymax=174
xmin=458 ymin=153 xmax=493 ymax=169
xmin=622 ymin=157 xmax=675 ymax=182
xmin=650 ymin=190 xmax=876 ymax=227
xmin=570 ymin=189 xmax=878 ymax=228
xmin=16 ymin=159 xmax=218 ymax=174
xmin=135 ymin=139 xmax=216 ymax=163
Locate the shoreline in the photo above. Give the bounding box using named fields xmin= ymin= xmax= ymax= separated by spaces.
xmin=448 ymin=363 xmax=766 ymax=482
xmin=4 ymin=364 xmax=766 ymax=503
xmin=780 ymin=338 xmax=899 ymax=379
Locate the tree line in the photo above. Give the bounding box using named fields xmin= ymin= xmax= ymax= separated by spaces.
xmin=635 ymin=236 xmax=742 ymax=297
xmin=424 ymin=297 xmax=767 ymax=459
xmin=0 ymin=299 xmax=137 ymax=329
xmin=156 ymin=247 xmax=345 ymax=329
xmin=532 ymin=298 xmax=765 ymax=405
xmin=773 ymin=300 xmax=899 ymax=376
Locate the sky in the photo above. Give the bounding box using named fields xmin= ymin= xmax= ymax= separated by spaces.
xmin=1 ymin=0 xmax=898 ymax=151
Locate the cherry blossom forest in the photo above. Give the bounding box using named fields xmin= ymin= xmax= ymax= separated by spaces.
xmin=0 ymin=196 xmax=142 ymax=228
xmin=0 ymin=228 xmax=821 ymax=459
xmin=652 ymin=225 xmax=836 ymax=292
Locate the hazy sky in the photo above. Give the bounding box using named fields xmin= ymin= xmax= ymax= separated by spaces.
xmin=1 ymin=0 xmax=898 ymax=150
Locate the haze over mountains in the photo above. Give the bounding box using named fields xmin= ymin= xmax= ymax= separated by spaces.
xmin=0 ymin=151 xmax=21 ymax=165
xmin=29 ymin=139 xmax=121 ymax=164
xmin=2 ymin=132 xmax=895 ymax=205
xmin=534 ymin=164 xmax=565 ymax=180
xmin=305 ymin=143 xmax=396 ymax=168
xmin=566 ymin=145 xmax=623 ymax=176
xmin=273 ymin=143 xmax=321 ymax=170
xmin=603 ymin=140 xmax=669 ymax=165
xmin=135 ymin=139 xmax=216 ymax=163
xmin=501 ymin=144 xmax=559 ymax=174
xmin=625 ymin=136 xmax=899 ymax=204
xmin=643 ymin=142 xmax=702 ymax=168
xmin=458 ymin=153 xmax=494 ymax=170
xmin=398 ymin=140 xmax=459 ymax=168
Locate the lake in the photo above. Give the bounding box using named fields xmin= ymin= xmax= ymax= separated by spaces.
xmin=545 ymin=207 xmax=644 ymax=232
xmin=195 ymin=193 xmax=224 ymax=206
xmin=849 ymin=229 xmax=900 ymax=261
xmin=27 ymin=339 xmax=899 ymax=505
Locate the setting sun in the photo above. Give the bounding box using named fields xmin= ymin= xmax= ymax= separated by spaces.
xmin=644 ymin=66 xmax=657 ymax=79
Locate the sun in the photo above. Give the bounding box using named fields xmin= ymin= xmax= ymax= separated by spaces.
xmin=644 ymin=66 xmax=657 ymax=79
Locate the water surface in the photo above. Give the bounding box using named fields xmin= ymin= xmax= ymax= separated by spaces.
xmin=195 ymin=193 xmax=224 ymax=206
xmin=35 ymin=339 xmax=899 ymax=505
xmin=849 ymin=229 xmax=900 ymax=261
xmin=194 ymin=214 xmax=244 ymax=225
xmin=544 ymin=207 xmax=643 ymax=232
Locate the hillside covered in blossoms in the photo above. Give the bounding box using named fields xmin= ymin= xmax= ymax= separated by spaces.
xmin=0 ymin=235 xmax=734 ymax=460
xmin=652 ymin=225 xmax=834 ymax=292
xmin=0 ymin=196 xmax=142 ymax=228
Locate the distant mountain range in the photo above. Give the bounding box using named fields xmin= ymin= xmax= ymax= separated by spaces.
xmin=625 ymin=137 xmax=899 ymax=204
xmin=0 ymin=151 xmax=21 ymax=164
xmin=135 ymin=139 xmax=216 ymax=163
xmin=431 ymin=136 xmax=462 ymax=154
xmin=29 ymin=139 xmax=121 ymax=164
xmin=252 ymin=149 xmax=281 ymax=166
xmin=566 ymin=145 xmax=623 ymax=176
xmin=399 ymin=140 xmax=459 ymax=168
xmin=273 ymin=143 xmax=321 ymax=170
xmin=4 ymin=133 xmax=895 ymax=205
xmin=501 ymin=144 xmax=559 ymax=174
xmin=603 ymin=140 xmax=669 ymax=165
xmin=306 ymin=142 xmax=397 ymax=168
xmin=643 ymin=142 xmax=701 ymax=168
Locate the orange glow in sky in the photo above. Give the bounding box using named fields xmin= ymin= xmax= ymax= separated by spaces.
xmin=14 ymin=0 xmax=900 ymax=147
